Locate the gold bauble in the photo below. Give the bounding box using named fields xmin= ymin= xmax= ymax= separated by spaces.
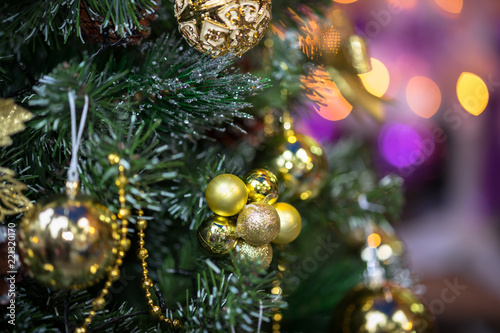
xmin=18 ymin=195 xmax=119 ymax=289
xmin=197 ymin=214 xmax=237 ymax=256
xmin=332 ymin=283 xmax=436 ymax=333
xmin=263 ymin=133 xmax=328 ymax=201
xmin=234 ymin=239 xmax=273 ymax=269
xmin=243 ymin=168 xmax=279 ymax=204
xmin=174 ymin=0 xmax=272 ymax=57
xmin=271 ymin=202 xmax=301 ymax=245
xmin=205 ymin=174 xmax=248 ymax=217
xmin=236 ymin=202 xmax=280 ymax=246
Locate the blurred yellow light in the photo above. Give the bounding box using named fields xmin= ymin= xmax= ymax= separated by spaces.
xmin=367 ymin=233 xmax=382 ymax=248
xmin=301 ymin=67 xmax=353 ymax=121
xmin=457 ymin=72 xmax=489 ymax=116
xmin=435 ymin=0 xmax=463 ymax=14
xmin=406 ymin=76 xmax=441 ymax=118
xmin=359 ymin=58 xmax=391 ymax=98
xmin=287 ymin=135 xmax=297 ymax=144
xmin=334 ymin=0 xmax=358 ymax=3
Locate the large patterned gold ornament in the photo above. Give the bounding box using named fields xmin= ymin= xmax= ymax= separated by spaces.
xmin=234 ymin=239 xmax=273 ymax=269
xmin=243 ymin=168 xmax=279 ymax=204
xmin=236 ymin=201 xmax=280 ymax=246
xmin=205 ymin=174 xmax=248 ymax=216
xmin=332 ymin=283 xmax=436 ymax=333
xmin=0 ymin=98 xmax=33 ymax=147
xmin=18 ymin=195 xmax=119 ymax=289
xmin=197 ymin=214 xmax=237 ymax=255
xmin=263 ymin=132 xmax=328 ymax=201
xmin=175 ymin=0 xmax=272 ymax=57
xmin=272 ymin=202 xmax=301 ymax=245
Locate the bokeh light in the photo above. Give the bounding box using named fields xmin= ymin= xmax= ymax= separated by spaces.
xmin=378 ymin=123 xmax=425 ymax=169
xmin=367 ymin=233 xmax=382 ymax=248
xmin=334 ymin=0 xmax=358 ymax=3
xmin=457 ymin=72 xmax=489 ymax=116
xmin=406 ymin=76 xmax=441 ymax=118
xmin=434 ymin=0 xmax=463 ymax=14
xmin=301 ymin=67 xmax=353 ymax=121
xmin=358 ymin=58 xmax=391 ymax=98
xmin=385 ymin=0 xmax=417 ymax=9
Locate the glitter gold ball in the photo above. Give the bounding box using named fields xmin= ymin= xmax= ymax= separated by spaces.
xmin=332 ymin=283 xmax=436 ymax=333
xmin=18 ymin=195 xmax=118 ymax=289
xmin=243 ymin=168 xmax=279 ymax=204
xmin=263 ymin=133 xmax=328 ymax=201
xmin=197 ymin=214 xmax=237 ymax=256
xmin=236 ymin=201 xmax=280 ymax=246
xmin=175 ymin=0 xmax=272 ymax=57
xmin=205 ymin=174 xmax=248 ymax=217
xmin=272 ymin=202 xmax=301 ymax=245
xmin=234 ymin=240 xmax=273 ymax=269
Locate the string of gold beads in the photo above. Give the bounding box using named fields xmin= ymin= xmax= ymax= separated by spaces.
xmin=137 ymin=209 xmax=181 ymax=330
xmin=74 ymin=154 xmax=132 ymax=333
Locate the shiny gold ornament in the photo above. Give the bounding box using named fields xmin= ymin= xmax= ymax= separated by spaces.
xmin=263 ymin=132 xmax=328 ymax=201
xmin=175 ymin=0 xmax=272 ymax=57
xmin=234 ymin=239 xmax=273 ymax=269
xmin=271 ymin=202 xmax=301 ymax=245
xmin=236 ymin=201 xmax=280 ymax=246
xmin=205 ymin=174 xmax=248 ymax=216
xmin=197 ymin=214 xmax=237 ymax=255
xmin=332 ymin=283 xmax=436 ymax=333
xmin=18 ymin=195 xmax=119 ymax=289
xmin=0 ymin=167 xmax=33 ymax=222
xmin=243 ymin=168 xmax=279 ymax=204
xmin=0 ymin=98 xmax=33 ymax=147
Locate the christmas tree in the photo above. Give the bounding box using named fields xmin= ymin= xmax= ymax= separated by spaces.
xmin=1 ymin=0 xmax=496 ymax=332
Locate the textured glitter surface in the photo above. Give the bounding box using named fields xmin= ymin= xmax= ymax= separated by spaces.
xmin=0 ymin=98 xmax=33 ymax=147
xmin=234 ymin=240 xmax=273 ymax=269
xmin=236 ymin=201 xmax=280 ymax=246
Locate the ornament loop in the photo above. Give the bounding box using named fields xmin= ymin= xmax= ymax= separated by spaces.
xmin=67 ymin=90 xmax=89 ymax=187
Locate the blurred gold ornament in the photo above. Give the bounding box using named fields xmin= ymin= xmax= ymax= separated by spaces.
xmin=264 ymin=132 xmax=328 ymax=201
xmin=197 ymin=214 xmax=237 ymax=255
xmin=0 ymin=167 xmax=33 ymax=222
xmin=205 ymin=174 xmax=248 ymax=216
xmin=236 ymin=201 xmax=280 ymax=246
xmin=234 ymin=239 xmax=273 ymax=269
xmin=272 ymin=202 xmax=301 ymax=245
xmin=18 ymin=195 xmax=119 ymax=289
xmin=175 ymin=0 xmax=272 ymax=57
xmin=0 ymin=98 xmax=32 ymax=147
xmin=332 ymin=283 xmax=436 ymax=333
xmin=243 ymin=168 xmax=279 ymax=204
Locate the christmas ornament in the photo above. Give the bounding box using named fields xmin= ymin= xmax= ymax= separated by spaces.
xmin=175 ymin=0 xmax=272 ymax=57
xmin=0 ymin=98 xmax=33 ymax=147
xmin=0 ymin=167 xmax=32 ymax=222
xmin=236 ymin=201 xmax=280 ymax=246
xmin=18 ymin=194 xmax=118 ymax=289
xmin=243 ymin=168 xmax=279 ymax=204
xmin=332 ymin=283 xmax=436 ymax=333
xmin=205 ymin=174 xmax=248 ymax=216
xmin=271 ymin=202 xmax=301 ymax=245
xmin=80 ymin=1 xmax=158 ymax=45
xmin=234 ymin=239 xmax=273 ymax=269
xmin=197 ymin=214 xmax=237 ymax=255
xmin=262 ymin=131 xmax=328 ymax=201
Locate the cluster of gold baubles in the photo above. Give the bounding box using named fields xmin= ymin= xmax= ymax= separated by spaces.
xmin=175 ymin=0 xmax=272 ymax=57
xmin=198 ymin=169 xmax=302 ymax=268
